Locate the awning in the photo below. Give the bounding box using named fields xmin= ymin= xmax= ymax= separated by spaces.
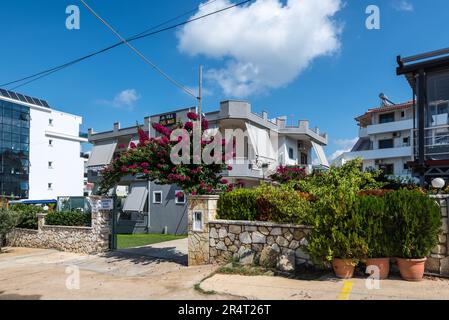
xmin=87 ymin=140 xmax=117 ymax=167
xmin=246 ymin=123 xmax=276 ymax=162
xmin=122 ymin=182 xmax=148 ymax=212
xmin=312 ymin=142 xmax=330 ymax=167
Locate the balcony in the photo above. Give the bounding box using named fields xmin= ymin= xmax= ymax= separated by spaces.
xmin=222 ymin=159 xmax=265 ymax=180
xmin=367 ymin=119 xmax=413 ymax=135
xmin=344 ymin=146 xmax=412 ymax=161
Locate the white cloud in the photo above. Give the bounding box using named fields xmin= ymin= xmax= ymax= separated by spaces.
xmin=328 ymin=137 xmax=358 ymax=161
xmin=97 ymin=89 xmax=141 ymax=111
xmin=177 ymin=0 xmax=342 ymax=97
xmin=393 ymin=0 xmax=414 ymax=12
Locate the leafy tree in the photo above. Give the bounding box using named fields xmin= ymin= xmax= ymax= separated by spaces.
xmin=0 ymin=208 xmax=19 ymax=252
xmin=99 ymin=113 xmax=232 ymax=196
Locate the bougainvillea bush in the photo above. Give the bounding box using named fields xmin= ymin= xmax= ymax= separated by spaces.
xmin=99 ymin=113 xmax=233 ymax=196
xmin=269 ymin=165 xmax=307 ymax=184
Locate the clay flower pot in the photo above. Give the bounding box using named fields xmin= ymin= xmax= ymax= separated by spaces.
xmin=365 ymin=258 xmax=390 ymax=280
xmin=396 ymin=258 xmax=427 ymax=281
xmin=332 ymin=258 xmax=356 ymax=279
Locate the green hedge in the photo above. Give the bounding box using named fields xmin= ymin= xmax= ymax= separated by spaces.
xmin=45 ymin=211 xmax=91 ymax=227
xmin=217 ymin=185 xmax=312 ymax=225
xmin=10 ymin=204 xmax=41 ymax=230
xmin=385 ymin=189 xmax=442 ymax=259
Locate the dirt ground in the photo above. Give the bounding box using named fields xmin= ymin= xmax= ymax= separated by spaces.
xmin=0 ymin=247 xmax=233 ymax=300
xmin=2 ymin=247 xmax=449 ymax=300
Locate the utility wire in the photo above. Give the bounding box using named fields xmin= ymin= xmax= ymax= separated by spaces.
xmin=6 ymin=0 xmax=221 ymax=89
xmin=3 ymin=0 xmax=253 ymax=90
xmin=79 ymin=0 xmax=197 ymax=99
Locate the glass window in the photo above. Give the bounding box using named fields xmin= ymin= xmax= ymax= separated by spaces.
xmin=379 ymin=112 xmax=395 ymax=124
xmin=379 ymin=164 xmax=394 ymax=175
xmin=288 ymin=147 xmax=294 ymax=159
xmin=153 ymin=191 xmax=162 ymax=204
xmin=193 ymin=211 xmax=203 ymax=231
xmin=379 ymin=139 xmax=394 ymax=149
xmin=175 ymin=190 xmax=186 ymax=204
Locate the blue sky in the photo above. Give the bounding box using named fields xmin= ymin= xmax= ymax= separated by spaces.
xmin=0 ymin=0 xmax=447 ymax=158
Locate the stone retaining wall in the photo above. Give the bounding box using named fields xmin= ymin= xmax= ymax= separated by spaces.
xmin=209 ymin=220 xmax=313 ymax=272
xmin=7 ymin=197 xmax=111 ymax=255
xmin=427 ymin=195 xmax=449 ymax=275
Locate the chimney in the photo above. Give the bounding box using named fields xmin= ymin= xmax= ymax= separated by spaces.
xmin=113 ymin=122 xmax=120 ymax=132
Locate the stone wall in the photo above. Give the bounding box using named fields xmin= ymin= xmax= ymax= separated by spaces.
xmin=7 ymin=197 xmax=111 ymax=255
xmin=209 ymin=220 xmax=312 ymax=271
xmin=427 ymin=195 xmax=449 ymax=275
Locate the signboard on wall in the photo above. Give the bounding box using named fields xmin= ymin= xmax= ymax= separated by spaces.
xmin=159 ymin=113 xmax=177 ymax=126
xmin=100 ymin=198 xmax=114 ymax=211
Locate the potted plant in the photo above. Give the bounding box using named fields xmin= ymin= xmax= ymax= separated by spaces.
xmin=385 ymin=189 xmax=442 ymax=281
xmin=306 ymin=185 xmax=369 ymax=279
xmin=357 ymin=194 xmax=392 ymax=279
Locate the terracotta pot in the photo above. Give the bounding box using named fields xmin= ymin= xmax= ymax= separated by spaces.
xmin=332 ymin=259 xmax=355 ymax=279
xmin=396 ymin=258 xmax=427 ymax=282
xmin=365 ymin=258 xmax=390 ymax=280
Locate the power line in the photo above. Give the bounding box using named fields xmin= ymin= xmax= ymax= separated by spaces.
xmin=3 ymin=0 xmax=253 ymax=90
xmin=80 ymin=0 xmax=197 ymax=98
xmin=6 ymin=0 xmax=221 ymax=89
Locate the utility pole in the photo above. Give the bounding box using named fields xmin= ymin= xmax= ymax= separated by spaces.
xmin=198 ymin=65 xmax=203 ymax=122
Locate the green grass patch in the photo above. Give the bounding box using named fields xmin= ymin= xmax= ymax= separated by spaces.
xmin=117 ymin=234 xmax=187 ymax=249
xmin=217 ymin=262 xmax=275 ymax=277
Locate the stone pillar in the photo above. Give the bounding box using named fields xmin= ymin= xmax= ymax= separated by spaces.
xmin=37 ymin=213 xmax=47 ymax=231
xmin=187 ymin=195 xmax=219 ymax=266
xmin=88 ymin=196 xmax=112 ymax=253
xmin=428 ymin=195 xmax=449 ymax=275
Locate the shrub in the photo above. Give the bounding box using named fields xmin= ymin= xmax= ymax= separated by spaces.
xmin=355 ymin=195 xmax=393 ymax=258
xmin=0 ymin=209 xmax=20 ymax=252
xmin=305 ymin=184 xmax=369 ymax=264
xmin=217 ymin=185 xmax=312 ymax=225
xmin=217 ymin=188 xmax=258 ymax=221
xmin=270 ymin=165 xmax=307 ymax=184
xmin=45 ymin=211 xmax=91 ymax=227
xmin=11 ymin=204 xmax=41 ymax=230
xmin=255 ymin=184 xmax=312 ymax=225
xmin=385 ymin=189 xmax=442 ymax=259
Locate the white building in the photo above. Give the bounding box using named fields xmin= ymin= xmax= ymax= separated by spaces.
xmin=86 ymin=100 xmax=329 ymax=234
xmin=335 ymin=101 xmax=414 ymax=178
xmin=0 ymin=89 xmax=87 ymax=200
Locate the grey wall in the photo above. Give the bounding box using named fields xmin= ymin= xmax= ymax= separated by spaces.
xmin=149 ymin=182 xmax=188 ymax=235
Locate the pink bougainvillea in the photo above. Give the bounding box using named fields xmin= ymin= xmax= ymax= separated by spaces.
xmin=99 ymin=113 xmax=232 ymax=196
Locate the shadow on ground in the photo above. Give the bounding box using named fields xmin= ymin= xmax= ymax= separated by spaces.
xmin=102 ymin=246 xmax=188 ymax=266
xmin=0 ymin=291 xmax=42 ymax=300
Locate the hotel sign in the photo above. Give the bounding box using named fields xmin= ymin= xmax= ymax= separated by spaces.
xmin=159 ymin=113 xmax=177 ymax=126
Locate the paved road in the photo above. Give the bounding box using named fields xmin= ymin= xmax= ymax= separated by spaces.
xmin=117 ymin=238 xmax=188 ymax=264
xmin=200 ymin=273 xmax=449 ymax=300
xmin=0 ymin=247 xmax=230 ymax=300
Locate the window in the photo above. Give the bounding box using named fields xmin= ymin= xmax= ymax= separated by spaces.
xmin=401 ymin=111 xmax=405 ymax=118
xmin=379 ymin=112 xmax=395 ymax=124
xmin=379 ymin=139 xmax=394 ymax=149
xmin=49 ymin=139 xmax=53 ymax=147
xmin=175 ymin=190 xmax=186 ymax=204
xmin=48 ymin=183 xmax=53 ymax=190
xmin=379 ymin=164 xmax=394 ymax=175
xmin=193 ymin=211 xmax=203 ymax=231
xmin=403 ymin=137 xmax=410 ymax=146
xmin=288 ymin=147 xmax=294 ymax=159
xmin=48 ymin=161 xmax=53 ymax=169
xmin=153 ymin=191 xmax=162 ymax=204
xmin=48 ymin=118 xmax=53 ymax=126
xmin=403 ymin=163 xmax=409 ymax=170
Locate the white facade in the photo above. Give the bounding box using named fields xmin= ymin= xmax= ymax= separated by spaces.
xmin=0 ymin=90 xmax=87 ymax=200
xmin=336 ymin=102 xmax=414 ymax=178
xmin=29 ymin=108 xmax=86 ymax=200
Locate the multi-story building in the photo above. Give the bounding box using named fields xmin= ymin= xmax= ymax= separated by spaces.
xmin=397 ymin=48 xmax=449 ymax=185
xmin=87 ymin=100 xmax=328 ymax=234
xmin=0 ymin=88 xmax=87 ymax=200
xmin=335 ymin=100 xmax=414 ymax=178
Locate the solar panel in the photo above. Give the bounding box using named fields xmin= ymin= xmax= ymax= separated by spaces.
xmin=0 ymin=89 xmax=10 ymax=98
xmin=8 ymin=91 xmax=19 ymax=100
xmin=0 ymin=88 xmax=51 ymax=108
xmin=16 ymin=93 xmax=27 ymax=103
xmin=40 ymin=100 xmax=50 ymax=108
xmin=31 ymin=98 xmax=43 ymax=106
xmin=24 ymin=96 xmax=35 ymax=104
